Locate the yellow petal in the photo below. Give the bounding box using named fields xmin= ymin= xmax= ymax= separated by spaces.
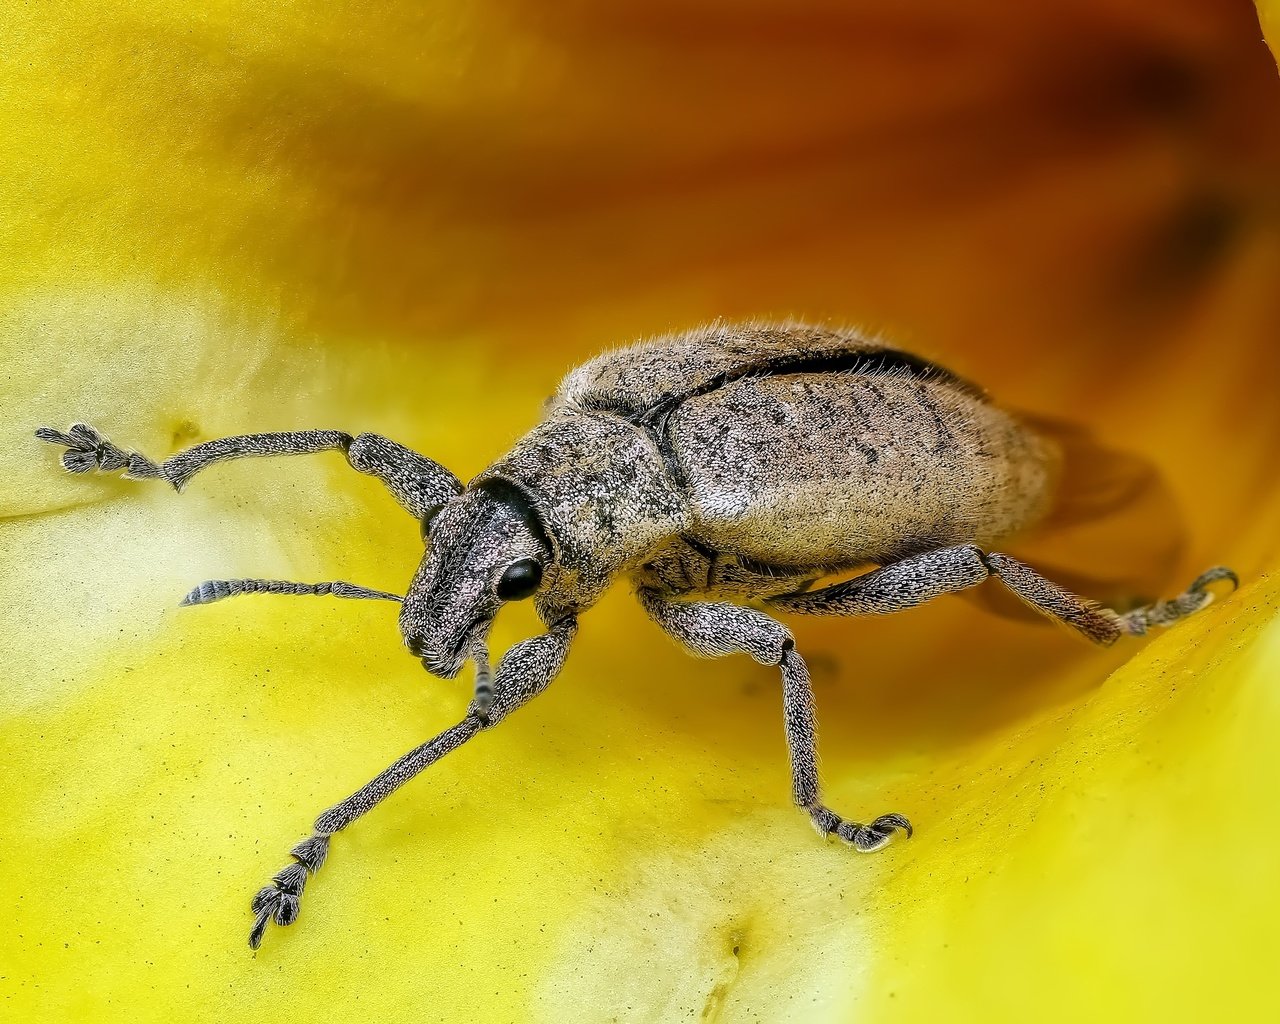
xmin=1261 ymin=1 xmax=1280 ymax=66
xmin=3 ymin=3 xmax=1280 ymax=1022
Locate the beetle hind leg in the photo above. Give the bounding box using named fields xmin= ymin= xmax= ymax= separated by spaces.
xmin=767 ymin=544 xmax=1237 ymax=646
xmin=982 ymin=555 xmax=1238 ymax=644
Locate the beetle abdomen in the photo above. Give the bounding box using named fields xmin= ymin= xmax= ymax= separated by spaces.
xmin=667 ymin=371 xmax=1058 ymax=570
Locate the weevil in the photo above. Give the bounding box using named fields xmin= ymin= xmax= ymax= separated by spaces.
xmin=37 ymin=321 xmax=1236 ymax=949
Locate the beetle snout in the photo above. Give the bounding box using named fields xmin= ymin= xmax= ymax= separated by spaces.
xmin=402 ymin=629 xmax=467 ymax=679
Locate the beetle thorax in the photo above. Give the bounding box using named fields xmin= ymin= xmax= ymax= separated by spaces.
xmin=480 ymin=412 xmax=690 ymax=608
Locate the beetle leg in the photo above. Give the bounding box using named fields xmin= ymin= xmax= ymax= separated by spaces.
xmin=981 ymin=555 xmax=1237 ymax=644
xmin=638 ymin=590 xmax=911 ymax=854
xmin=768 ymin=544 xmax=1236 ymax=646
xmin=34 ymin=423 xmax=461 ymax=518
xmin=247 ymin=616 xmax=576 ymax=950
xmin=767 ymin=544 xmax=992 ymax=617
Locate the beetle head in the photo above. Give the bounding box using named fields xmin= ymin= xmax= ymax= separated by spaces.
xmin=400 ymin=478 xmax=552 ymax=678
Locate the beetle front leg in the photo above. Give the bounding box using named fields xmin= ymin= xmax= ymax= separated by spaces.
xmin=638 ymin=590 xmax=911 ymax=853
xmin=35 ymin=423 xmax=460 ymax=518
xmin=247 ymin=616 xmax=577 ymax=950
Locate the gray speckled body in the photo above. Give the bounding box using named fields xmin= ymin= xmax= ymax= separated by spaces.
xmin=39 ymin=319 xmax=1233 ymax=950
xmin=487 ymin=321 xmax=1058 ymax=613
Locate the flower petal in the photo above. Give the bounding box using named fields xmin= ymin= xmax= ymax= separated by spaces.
xmin=3 ymin=2 xmax=1280 ymax=1021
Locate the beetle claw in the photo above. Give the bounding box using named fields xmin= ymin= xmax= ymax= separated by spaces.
xmin=838 ymin=813 xmax=913 ymax=852
xmin=1189 ymin=566 xmax=1239 ymax=595
xmin=809 ymin=805 xmax=912 ymax=853
xmin=249 ymin=908 xmax=272 ymax=951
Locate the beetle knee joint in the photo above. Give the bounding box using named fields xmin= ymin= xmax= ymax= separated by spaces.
xmin=347 ymin=433 xmax=386 ymax=470
xmin=966 ymin=544 xmax=996 ymax=572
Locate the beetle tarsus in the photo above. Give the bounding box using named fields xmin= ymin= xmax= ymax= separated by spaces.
xmin=1117 ymin=565 xmax=1239 ymax=636
xmin=809 ymin=806 xmax=912 ymax=852
xmin=247 ymin=834 xmax=331 ymax=950
xmin=841 ymin=813 xmax=914 ymax=852
xmin=35 ymin=422 xmax=163 ymax=479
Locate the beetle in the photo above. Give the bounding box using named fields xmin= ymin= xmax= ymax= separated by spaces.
xmin=36 ymin=320 xmax=1236 ymax=949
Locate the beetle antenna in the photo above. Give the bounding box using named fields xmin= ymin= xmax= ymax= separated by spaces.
xmin=179 ymin=579 xmax=403 ymax=606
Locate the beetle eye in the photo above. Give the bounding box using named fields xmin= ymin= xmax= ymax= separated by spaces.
xmin=420 ymin=504 xmax=445 ymax=542
xmin=496 ymin=558 xmax=542 ymax=601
